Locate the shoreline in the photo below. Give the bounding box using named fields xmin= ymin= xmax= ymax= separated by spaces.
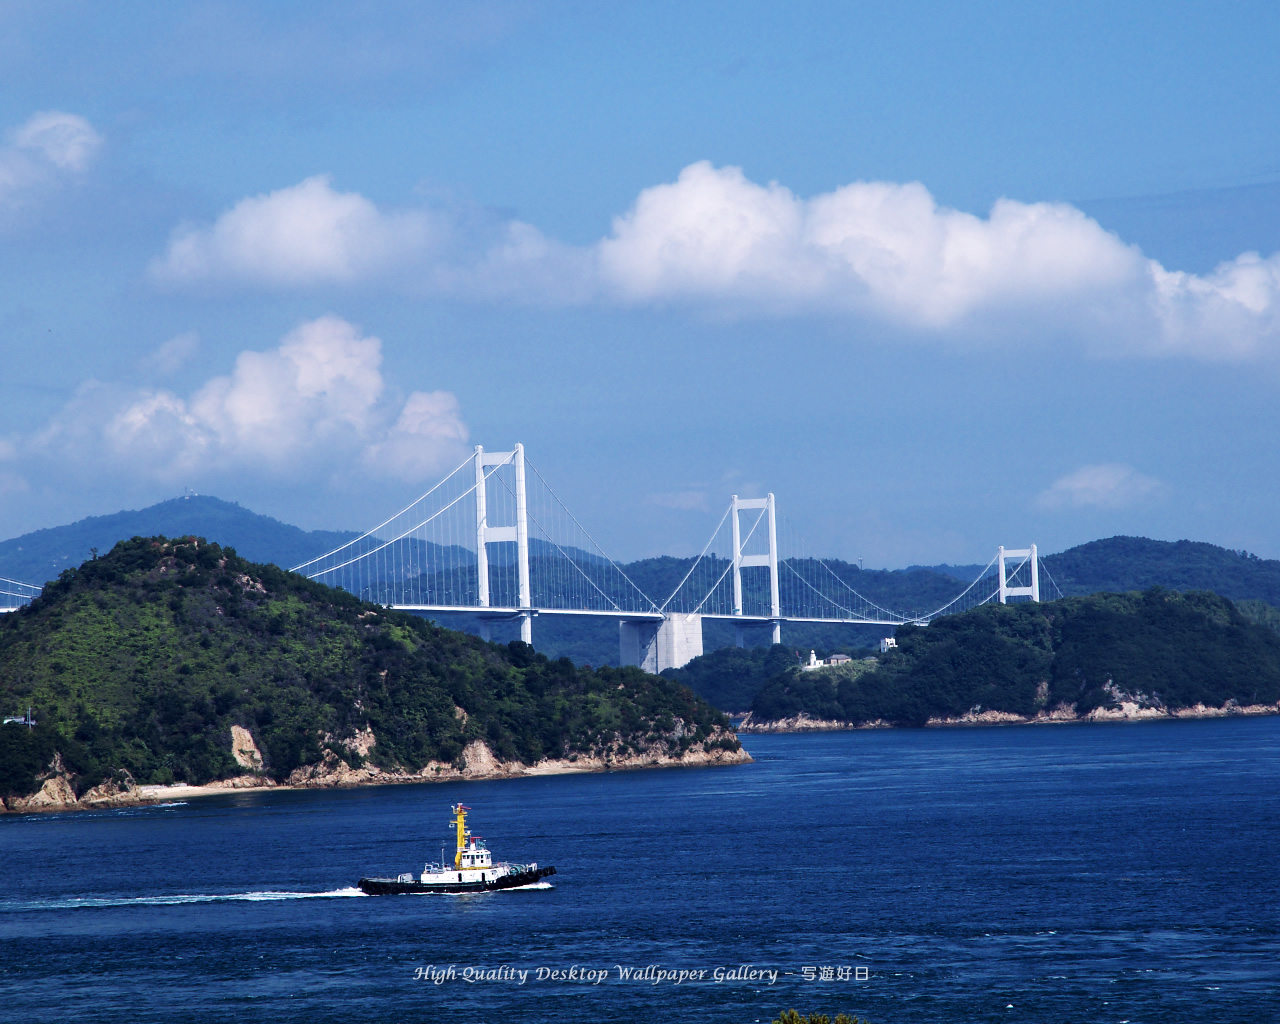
xmin=2 ymin=737 xmax=753 ymax=815
xmin=736 ymin=700 xmax=1280 ymax=733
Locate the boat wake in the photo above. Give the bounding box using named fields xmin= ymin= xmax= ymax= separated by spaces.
xmin=6 ymin=887 xmax=366 ymax=911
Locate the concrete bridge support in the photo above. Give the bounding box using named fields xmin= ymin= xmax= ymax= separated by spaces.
xmin=619 ymin=614 xmax=704 ymax=673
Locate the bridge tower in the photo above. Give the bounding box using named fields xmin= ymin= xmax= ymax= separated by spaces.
xmin=997 ymin=544 xmax=1040 ymax=603
xmin=731 ymin=493 xmax=781 ymax=646
xmin=474 ymin=444 xmax=532 ymax=643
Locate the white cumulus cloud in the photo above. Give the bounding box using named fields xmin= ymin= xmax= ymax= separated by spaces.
xmin=1147 ymin=251 xmax=1280 ymax=359
xmin=363 ymin=390 xmax=469 ymax=481
xmin=1035 ymin=464 xmax=1164 ymax=511
xmin=151 ymin=175 xmax=439 ymax=287
xmin=595 ymin=163 xmax=1280 ymax=359
xmin=150 ymin=163 xmax=1280 ymax=362
xmin=29 ymin=316 xmax=469 ymax=486
xmin=13 ymin=111 xmax=102 ymax=171
xmin=600 ymin=162 xmax=1144 ymax=325
xmin=139 ymin=331 xmax=201 ymax=376
xmin=0 ymin=110 xmax=102 ymax=208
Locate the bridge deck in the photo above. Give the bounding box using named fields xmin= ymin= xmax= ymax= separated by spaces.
xmin=388 ymin=605 xmax=909 ymax=625
xmin=390 ymin=605 xmax=664 ymax=619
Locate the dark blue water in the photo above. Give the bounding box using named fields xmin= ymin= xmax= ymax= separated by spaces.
xmin=3 ymin=718 xmax=1278 ymax=1023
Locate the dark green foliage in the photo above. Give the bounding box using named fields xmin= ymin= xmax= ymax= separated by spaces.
xmin=1229 ymin=598 xmax=1280 ymax=636
xmin=0 ymin=537 xmax=735 ymax=800
xmin=0 ymin=723 xmax=60 ymax=799
xmin=752 ymin=669 xmax=844 ymax=723
xmin=0 ymin=718 xmax=103 ymax=799
xmin=751 ymin=589 xmax=1280 ymax=727
xmin=662 ymin=644 xmax=807 ymax=710
xmin=1044 ymin=588 xmax=1280 ymax=712
xmin=1042 ymin=536 xmax=1280 ymax=605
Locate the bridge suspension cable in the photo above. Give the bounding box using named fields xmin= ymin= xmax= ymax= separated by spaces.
xmin=776 ymin=515 xmax=916 ymax=623
xmin=658 ymin=503 xmax=732 ymax=613
xmin=293 ymin=445 xmax=661 ymax=617
xmin=672 ymin=499 xmax=1061 ymax=626
xmin=659 ymin=500 xmax=770 ymax=616
xmin=290 ymin=451 xmax=476 ymax=577
xmin=505 ymin=457 xmax=661 ymax=614
xmin=905 ymin=552 xmax=1002 ymax=621
xmin=1037 ymin=558 xmax=1065 ymax=601
xmin=288 ymin=444 xmax=1062 ymax=666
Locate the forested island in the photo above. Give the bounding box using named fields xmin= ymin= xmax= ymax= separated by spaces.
xmin=738 ymin=589 xmax=1280 ymax=730
xmin=0 ymin=537 xmax=745 ymax=812
xmin=6 ymin=525 xmax=1280 ymax=811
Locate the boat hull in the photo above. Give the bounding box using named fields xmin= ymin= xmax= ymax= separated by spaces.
xmin=358 ymin=865 xmax=556 ymax=895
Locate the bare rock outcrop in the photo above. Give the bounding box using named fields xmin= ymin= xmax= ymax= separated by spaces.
xmin=80 ymin=770 xmax=141 ymax=808
xmin=230 ymin=725 xmax=264 ymax=772
xmin=5 ymin=753 xmax=79 ymax=812
xmin=523 ymin=725 xmax=751 ymax=773
xmin=927 ymin=708 xmax=1038 ymax=726
xmin=286 ymin=728 xmax=751 ymax=789
xmin=286 ymin=749 xmax=391 ymax=788
xmin=6 ymin=721 xmax=752 ymax=810
xmin=744 ymin=698 xmax=1280 ymax=732
xmin=12 ymin=773 xmax=79 ymax=811
xmin=737 ymin=711 xmax=889 ymax=732
xmin=342 ymin=725 xmax=377 ymax=759
xmin=209 ymin=774 xmax=277 ymax=790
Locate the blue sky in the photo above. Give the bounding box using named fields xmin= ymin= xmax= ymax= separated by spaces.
xmin=2 ymin=0 xmax=1279 ymax=567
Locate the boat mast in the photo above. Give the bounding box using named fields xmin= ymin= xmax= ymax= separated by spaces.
xmin=452 ymin=804 xmax=470 ymax=868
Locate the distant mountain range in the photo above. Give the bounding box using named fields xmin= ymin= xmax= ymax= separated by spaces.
xmin=4 ymin=496 xmax=1280 ymax=666
xmin=1043 ymin=537 xmax=1280 ymax=606
xmin=0 ymin=496 xmax=358 ymax=585
xmin=914 ymin=539 xmax=1280 ymax=607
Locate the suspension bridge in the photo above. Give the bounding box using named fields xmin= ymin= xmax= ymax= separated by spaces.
xmin=1 ymin=577 xmax=41 ymax=616
xmin=0 ymin=443 xmax=1061 ymax=671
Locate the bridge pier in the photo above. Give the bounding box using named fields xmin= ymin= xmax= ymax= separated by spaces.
xmin=620 ymin=614 xmax=703 ymax=673
xmin=734 ymin=619 xmax=782 ymax=647
xmin=476 ymin=609 xmax=534 ymax=646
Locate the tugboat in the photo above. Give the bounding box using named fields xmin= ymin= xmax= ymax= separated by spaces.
xmin=358 ymin=804 xmax=556 ymax=895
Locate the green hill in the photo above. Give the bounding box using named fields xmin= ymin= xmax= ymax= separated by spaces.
xmin=748 ymin=589 xmax=1280 ymax=728
xmin=0 ymin=537 xmax=740 ymax=803
xmin=1042 ymin=536 xmax=1280 ymax=604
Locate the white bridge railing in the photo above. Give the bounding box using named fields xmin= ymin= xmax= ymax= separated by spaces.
xmin=0 ymin=576 xmax=42 ymax=613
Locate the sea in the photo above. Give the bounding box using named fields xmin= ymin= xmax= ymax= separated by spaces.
xmin=2 ymin=717 xmax=1278 ymax=1024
